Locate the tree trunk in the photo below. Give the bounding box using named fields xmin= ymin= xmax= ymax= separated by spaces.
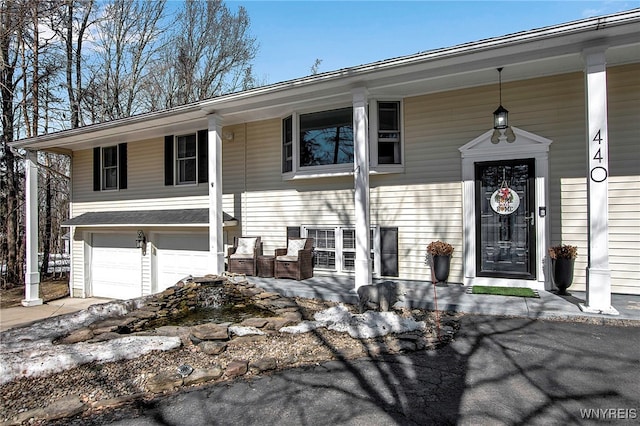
xmin=1 ymin=3 xmax=24 ymax=288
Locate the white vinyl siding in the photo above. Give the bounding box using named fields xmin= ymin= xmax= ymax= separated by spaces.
xmin=66 ymin=64 xmax=639 ymax=295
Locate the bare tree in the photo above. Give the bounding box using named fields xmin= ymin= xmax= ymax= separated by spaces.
xmin=1 ymin=0 xmax=27 ymax=287
xmin=90 ymin=0 xmax=166 ymax=121
xmin=143 ymin=0 xmax=258 ymax=109
xmin=47 ymin=0 xmax=95 ymax=129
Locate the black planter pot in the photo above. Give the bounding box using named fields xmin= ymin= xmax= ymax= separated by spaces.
xmin=553 ymin=258 xmax=575 ymax=295
xmin=433 ymin=255 xmax=451 ymax=287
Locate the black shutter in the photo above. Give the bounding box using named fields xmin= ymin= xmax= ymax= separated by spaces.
xmin=197 ymin=129 xmax=208 ymax=183
xmin=118 ymin=143 xmax=127 ymax=190
xmin=93 ymin=147 xmax=101 ymax=191
xmin=164 ymin=135 xmax=174 ymax=186
xmin=380 ymin=227 xmax=399 ymax=277
xmin=287 ymin=227 xmax=301 ymax=239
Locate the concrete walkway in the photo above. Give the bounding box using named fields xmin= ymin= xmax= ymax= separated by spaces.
xmin=0 ymin=297 xmax=111 ymax=332
xmin=1 ymin=276 xmax=639 ymax=332
xmin=249 ymin=276 xmax=640 ymax=324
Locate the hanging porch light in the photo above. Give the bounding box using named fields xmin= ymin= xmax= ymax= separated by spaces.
xmin=493 ymin=67 xmax=509 ymax=129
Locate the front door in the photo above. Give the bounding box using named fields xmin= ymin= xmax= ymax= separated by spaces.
xmin=475 ymin=159 xmax=536 ymax=279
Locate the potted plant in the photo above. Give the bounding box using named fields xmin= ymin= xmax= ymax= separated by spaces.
xmin=548 ymin=244 xmax=578 ymax=295
xmin=427 ymin=241 xmax=454 ymax=287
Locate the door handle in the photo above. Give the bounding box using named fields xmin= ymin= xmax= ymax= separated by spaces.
xmin=525 ymin=213 xmax=535 ymax=226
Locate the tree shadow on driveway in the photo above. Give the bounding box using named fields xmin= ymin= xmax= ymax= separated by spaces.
xmin=80 ymin=312 xmax=639 ymax=426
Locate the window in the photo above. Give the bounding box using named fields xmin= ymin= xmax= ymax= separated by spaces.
xmin=306 ymin=228 xmax=336 ymax=270
xmin=342 ymin=229 xmax=356 ymax=271
xmin=283 ymin=116 xmax=293 ymax=173
xmin=303 ymin=226 xmax=380 ymax=275
xmin=93 ymin=144 xmax=127 ymax=191
xmin=282 ymin=101 xmax=403 ymax=176
xmin=300 ymin=107 xmax=353 ymax=167
xmin=377 ymin=101 xmax=401 ymax=165
xmin=164 ymin=130 xmax=208 ymax=186
xmin=176 ymin=134 xmax=197 ymax=185
xmin=341 ymin=229 xmax=375 ymax=272
xmin=101 ymin=146 xmax=118 ymax=190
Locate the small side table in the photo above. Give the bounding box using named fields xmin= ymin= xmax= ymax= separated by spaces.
xmin=257 ymin=255 xmax=275 ymax=278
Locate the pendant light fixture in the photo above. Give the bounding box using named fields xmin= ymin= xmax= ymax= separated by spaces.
xmin=493 ymin=67 xmax=509 ymax=129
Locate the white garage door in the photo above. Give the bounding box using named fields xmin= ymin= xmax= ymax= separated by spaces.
xmin=91 ymin=233 xmax=142 ymax=299
xmin=155 ymin=233 xmax=210 ymax=292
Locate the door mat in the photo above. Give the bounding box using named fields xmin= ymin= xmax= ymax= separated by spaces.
xmin=467 ymin=286 xmax=539 ymax=298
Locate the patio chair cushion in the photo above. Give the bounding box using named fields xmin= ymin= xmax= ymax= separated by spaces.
xmin=235 ymin=237 xmax=257 ymax=256
xmin=286 ymin=238 xmax=307 ymax=257
xmin=230 ymin=253 xmax=254 ymax=259
xmin=276 ymin=255 xmax=298 ymax=262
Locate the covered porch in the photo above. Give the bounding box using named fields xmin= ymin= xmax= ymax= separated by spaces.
xmin=242 ymin=275 xmax=623 ymax=320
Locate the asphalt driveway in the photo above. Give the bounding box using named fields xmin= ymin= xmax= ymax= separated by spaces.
xmin=54 ymin=314 xmax=639 ymax=425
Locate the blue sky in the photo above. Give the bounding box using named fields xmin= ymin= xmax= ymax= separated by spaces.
xmin=222 ymin=0 xmax=640 ymax=84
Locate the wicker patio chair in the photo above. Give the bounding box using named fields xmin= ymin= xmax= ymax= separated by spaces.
xmin=227 ymin=236 xmax=262 ymax=276
xmin=274 ymin=237 xmax=314 ymax=280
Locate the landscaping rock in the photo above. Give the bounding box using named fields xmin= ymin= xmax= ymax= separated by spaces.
xmin=183 ymin=366 xmax=223 ymax=386
xmin=250 ymin=357 xmax=277 ymax=372
xmin=225 ymin=360 xmax=248 ymax=378
xmin=147 ymin=372 xmax=183 ymax=393
xmin=199 ymin=341 xmax=227 ymax=355
xmin=9 ymin=395 xmax=85 ymax=425
xmin=226 ymin=335 xmax=268 ymax=348
xmin=191 ymin=323 xmax=230 ymax=341
xmin=58 ymin=327 xmax=94 ymax=344
xmin=240 ymin=318 xmax=269 ymax=328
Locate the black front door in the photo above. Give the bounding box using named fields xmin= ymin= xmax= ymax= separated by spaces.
xmin=475 ymin=159 xmax=536 ymax=279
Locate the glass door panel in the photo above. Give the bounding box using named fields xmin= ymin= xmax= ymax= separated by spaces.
xmin=475 ymin=159 xmax=536 ymax=279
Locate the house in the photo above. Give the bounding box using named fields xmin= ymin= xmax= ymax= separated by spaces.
xmin=12 ymin=10 xmax=640 ymax=315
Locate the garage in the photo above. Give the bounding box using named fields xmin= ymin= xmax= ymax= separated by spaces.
xmin=91 ymin=233 xmax=142 ymax=299
xmin=154 ymin=233 xmax=210 ymax=292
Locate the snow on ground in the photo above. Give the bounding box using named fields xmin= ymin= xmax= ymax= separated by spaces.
xmin=0 ymin=298 xmax=180 ymax=385
xmin=1 ymin=301 xmax=423 ymax=385
xmin=281 ymin=304 xmax=426 ymax=338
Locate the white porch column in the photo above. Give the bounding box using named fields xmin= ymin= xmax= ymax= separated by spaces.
xmin=22 ymin=150 xmax=43 ymax=306
xmin=580 ymin=47 xmax=618 ymax=315
xmin=353 ymin=87 xmax=372 ymax=290
xmin=207 ymin=114 xmax=225 ymax=274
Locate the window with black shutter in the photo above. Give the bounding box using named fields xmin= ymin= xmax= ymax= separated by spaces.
xmin=165 ymin=130 xmax=208 ymax=185
xmin=93 ymin=144 xmax=127 ymax=191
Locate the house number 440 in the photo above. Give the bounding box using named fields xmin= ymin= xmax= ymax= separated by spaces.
xmin=590 ymin=130 xmax=608 ymax=183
